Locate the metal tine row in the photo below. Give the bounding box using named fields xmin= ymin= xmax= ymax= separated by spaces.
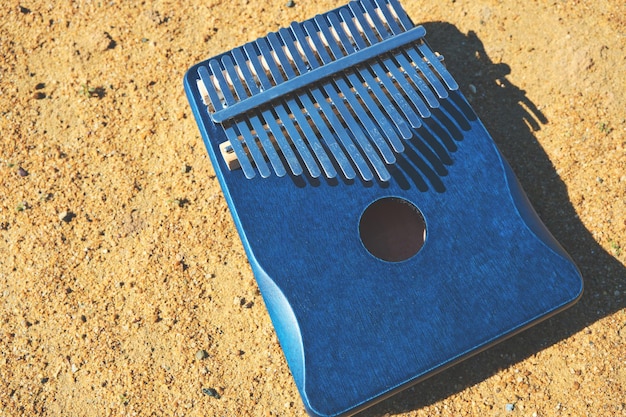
xmin=258 ymin=31 xmax=343 ymax=180
xmin=202 ymin=0 xmax=455 ymax=112
xmin=293 ymin=20 xmax=399 ymax=166
xmin=215 ymin=20 xmax=394 ymax=181
xmin=348 ymin=0 xmax=448 ymax=111
xmin=231 ymin=46 xmax=302 ymax=177
xmin=251 ymin=17 xmax=406 ymax=181
xmin=285 ymin=21 xmax=387 ymax=181
xmin=198 ymin=65 xmax=257 ymax=179
xmin=382 ymin=0 xmax=459 ymax=91
xmin=355 ymin=0 xmax=434 ymax=119
xmin=243 ymin=40 xmax=327 ymax=179
xmin=199 ymin=0 xmax=459 ymax=181
xmin=268 ymin=31 xmax=368 ymax=181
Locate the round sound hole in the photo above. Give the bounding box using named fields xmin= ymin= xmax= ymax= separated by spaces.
xmin=359 ymin=197 xmax=426 ymax=262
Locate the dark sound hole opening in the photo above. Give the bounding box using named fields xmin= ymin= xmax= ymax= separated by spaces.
xmin=359 ymin=197 xmax=426 ymax=262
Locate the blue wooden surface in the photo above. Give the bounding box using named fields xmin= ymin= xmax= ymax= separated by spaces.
xmin=184 ymin=22 xmax=582 ymax=417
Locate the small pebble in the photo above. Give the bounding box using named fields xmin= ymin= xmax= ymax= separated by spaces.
xmin=17 ymin=167 xmax=29 ymax=177
xmin=202 ymin=387 xmax=221 ymax=399
xmin=33 ymin=91 xmax=46 ymax=100
xmin=506 ymin=403 xmax=515 ymax=412
xmin=195 ymin=349 xmax=209 ymax=360
xmin=58 ymin=211 xmax=74 ymax=222
xmin=286 ymin=0 xmax=295 ymax=7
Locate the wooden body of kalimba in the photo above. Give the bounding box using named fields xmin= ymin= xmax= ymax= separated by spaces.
xmin=184 ymin=1 xmax=583 ymax=415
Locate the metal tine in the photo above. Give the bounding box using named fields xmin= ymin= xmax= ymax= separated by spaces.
xmin=263 ymin=112 xmax=303 ymax=176
xmin=249 ymin=39 xmax=297 ymax=176
xmin=372 ymin=0 xmax=436 ymax=112
xmin=278 ymin=28 xmax=308 ymax=74
xmin=232 ymin=47 xmax=302 ymax=176
xmin=311 ymin=16 xmax=343 ymax=69
xmin=285 ymin=96 xmax=337 ymax=179
xmin=311 ymin=89 xmax=372 ymax=181
xmin=222 ymin=55 xmax=286 ymax=177
xmin=197 ymin=64 xmax=225 ymax=113
xmin=357 ymin=60 xmax=414 ymax=139
xmin=300 ymin=92 xmax=356 ymax=179
xmin=281 ymin=51 xmax=355 ymax=177
xmin=211 ymin=58 xmax=271 ymax=177
xmin=244 ymin=41 xmax=322 ymax=178
xmin=298 ymin=94 xmax=356 ymax=179
xmin=318 ymin=10 xmax=412 ymax=141
xmin=285 ymin=17 xmax=386 ymax=181
xmin=231 ymin=48 xmax=261 ymax=94
xmin=243 ymin=43 xmax=272 ymax=90
xmin=334 ymin=9 xmax=406 ymax=153
xmin=222 ymin=54 xmax=287 ymax=177
xmin=326 ymin=9 xmax=394 ymax=164
xmin=280 ymin=16 xmax=359 ymax=179
xmin=274 ymin=104 xmax=321 ymax=177
xmin=283 ymin=22 xmax=337 ymax=179
xmin=298 ymin=18 xmax=398 ymax=165
xmin=372 ymin=60 xmax=425 ymax=129
xmin=394 ymin=53 xmax=439 ymax=108
xmin=289 ymin=22 xmax=321 ymax=68
xmin=208 ymin=59 xmax=236 ymax=106
xmin=339 ymin=8 xmax=367 ymax=50
xmin=289 ymin=18 xmax=378 ymax=181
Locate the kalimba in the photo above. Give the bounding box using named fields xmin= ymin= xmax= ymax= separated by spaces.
xmin=184 ymin=1 xmax=583 ymax=415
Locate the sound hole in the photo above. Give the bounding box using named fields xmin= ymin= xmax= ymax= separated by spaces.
xmin=359 ymin=197 xmax=426 ymax=262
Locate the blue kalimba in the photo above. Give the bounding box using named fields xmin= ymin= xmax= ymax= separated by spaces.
xmin=184 ymin=1 xmax=583 ymax=415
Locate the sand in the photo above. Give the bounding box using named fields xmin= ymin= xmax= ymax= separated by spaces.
xmin=0 ymin=0 xmax=624 ymax=416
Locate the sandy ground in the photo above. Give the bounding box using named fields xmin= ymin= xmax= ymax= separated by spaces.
xmin=1 ymin=0 xmax=624 ymax=416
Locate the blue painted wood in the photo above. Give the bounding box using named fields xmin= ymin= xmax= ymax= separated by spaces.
xmin=184 ymin=1 xmax=583 ymax=415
